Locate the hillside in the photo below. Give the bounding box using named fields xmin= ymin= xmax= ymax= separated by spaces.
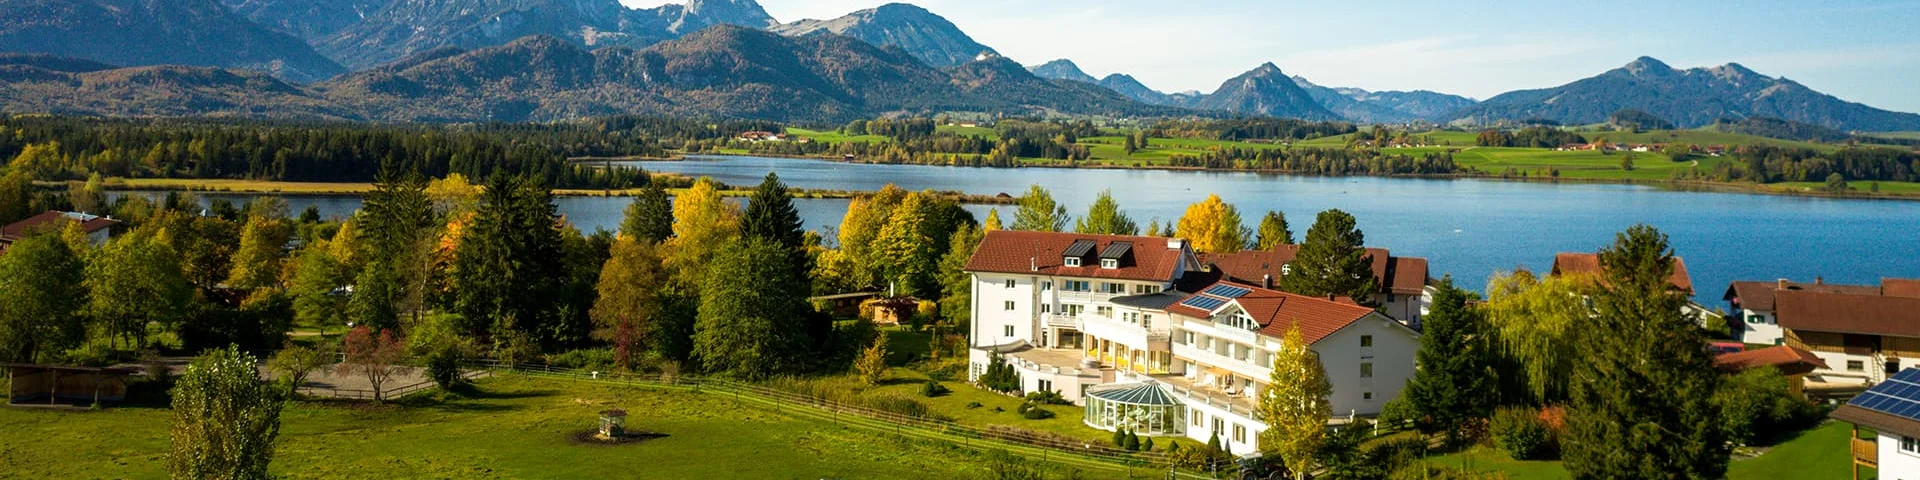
xmin=0 ymin=0 xmax=346 ymax=82
xmin=1291 ymin=75 xmax=1477 ymax=123
xmin=1187 ymin=63 xmax=1339 ymax=121
xmin=221 ymin=0 xmax=388 ymax=41
xmin=1099 ymin=74 xmax=1174 ymax=106
xmin=1028 ymin=59 xmax=1095 ymax=83
xmin=0 ymin=26 xmax=1178 ymax=122
xmin=315 ymin=0 xmax=775 ymax=70
xmin=1454 ymin=57 xmax=1920 ymax=132
xmin=770 ymin=3 xmax=994 ymax=68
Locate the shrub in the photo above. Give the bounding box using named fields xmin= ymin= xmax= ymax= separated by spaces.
xmin=965 ymin=401 xmax=983 ymax=409
xmin=545 ymin=348 xmax=615 ymax=371
xmin=1379 ymin=395 xmax=1418 ymax=429
xmin=920 ymin=360 xmax=966 ymax=381
xmin=979 ymin=350 xmax=1021 ymax=393
xmin=1124 ymin=431 xmax=1141 ymax=451
xmin=1020 ymin=404 xmax=1055 ymax=420
xmin=1143 ymin=437 xmax=1155 ymax=452
xmin=920 ymin=380 xmax=951 ymax=397
xmin=1113 ymin=427 xmax=1128 ymax=448
xmin=1490 ymin=406 xmax=1554 ymax=460
xmin=1364 ymin=437 xmax=1430 ymax=475
xmin=866 ymin=394 xmax=954 ymax=422
xmin=1024 ymin=390 xmax=1069 ymax=405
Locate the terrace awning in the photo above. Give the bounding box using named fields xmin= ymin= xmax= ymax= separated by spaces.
xmin=1085 ymin=380 xmax=1181 ymax=407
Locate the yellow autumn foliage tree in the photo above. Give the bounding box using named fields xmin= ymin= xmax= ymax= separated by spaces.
xmin=1175 ymin=194 xmax=1250 ymax=253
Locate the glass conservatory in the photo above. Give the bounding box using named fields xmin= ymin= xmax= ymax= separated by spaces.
xmin=1082 ymin=380 xmax=1185 ymax=435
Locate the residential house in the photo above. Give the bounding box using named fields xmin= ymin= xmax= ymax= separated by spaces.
xmin=1203 ymin=244 xmax=1432 ymax=326
xmin=1725 ymin=279 xmax=1881 ymax=346
xmin=964 ymin=231 xmax=1420 ymax=454
xmin=0 ymin=211 xmax=119 ymax=253
xmin=1549 ymin=252 xmax=1694 ymax=293
xmin=1830 ymin=368 xmax=1920 ymax=480
xmin=1713 ymin=345 xmax=1828 ymax=399
xmin=1770 ymin=281 xmax=1920 ymax=385
xmin=736 ymin=131 xmax=789 ymax=142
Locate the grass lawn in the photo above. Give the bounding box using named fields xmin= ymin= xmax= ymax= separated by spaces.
xmin=867 ymin=328 xmax=1113 ymax=444
xmin=787 ymin=127 xmax=891 ymax=144
xmin=1768 ymin=181 xmax=1920 ymax=195
xmin=1417 ymin=421 xmax=1856 ymax=480
xmin=0 ymin=374 xmax=1137 ymax=479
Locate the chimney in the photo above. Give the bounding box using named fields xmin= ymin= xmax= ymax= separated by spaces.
xmin=1167 ymin=238 xmax=1185 ymax=250
xmin=1816 ymin=277 xmax=1824 ymax=285
xmin=1029 ymin=257 xmax=1037 ymax=272
xmin=1262 ymin=274 xmax=1272 ymax=289
xmin=1777 ymin=279 xmax=1788 ymax=290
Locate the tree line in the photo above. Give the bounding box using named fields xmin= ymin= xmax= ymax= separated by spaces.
xmin=1166 ymin=147 xmax=1467 ymax=175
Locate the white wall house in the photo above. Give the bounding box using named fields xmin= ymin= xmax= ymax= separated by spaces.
xmin=1726 ymin=279 xmax=1883 ymax=346
xmin=964 ymin=230 xmax=1421 ymax=455
xmin=1832 ymin=368 xmax=1920 ymax=480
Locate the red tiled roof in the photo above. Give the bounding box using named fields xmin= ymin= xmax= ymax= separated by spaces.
xmin=1202 ymin=244 xmax=1430 ymax=296
xmin=1775 ymin=290 xmax=1920 ymax=338
xmin=1551 ymin=252 xmax=1692 ymax=293
xmin=1713 ymin=345 xmax=1827 ymax=375
xmin=0 ymin=211 xmax=118 ymax=242
xmin=1724 ymin=280 xmax=1881 ymax=312
xmin=1164 ymin=280 xmax=1379 ymax=345
xmin=965 ymin=230 xmax=1192 ymax=282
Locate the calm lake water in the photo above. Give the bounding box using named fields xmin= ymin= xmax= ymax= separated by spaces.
xmin=129 ymin=154 xmax=1920 ymax=300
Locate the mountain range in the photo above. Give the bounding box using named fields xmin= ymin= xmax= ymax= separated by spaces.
xmin=0 ymin=26 xmax=1179 ymax=122
xmin=1453 ymin=56 xmax=1920 ymax=131
xmin=0 ymin=0 xmax=1917 ymax=131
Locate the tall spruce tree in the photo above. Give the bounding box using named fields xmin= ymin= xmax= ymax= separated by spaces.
xmin=1254 ymin=211 xmax=1294 ymax=250
xmin=1073 ymin=190 xmax=1139 ymax=235
xmin=620 ymin=183 xmax=673 ymax=243
xmin=1278 ymin=209 xmax=1378 ymax=305
xmin=742 ymin=173 xmax=805 ymax=250
xmin=1404 ymin=278 xmax=1498 ymax=446
xmin=1562 ymin=225 xmax=1730 ymax=479
xmin=449 ymin=175 xmax=567 ymax=344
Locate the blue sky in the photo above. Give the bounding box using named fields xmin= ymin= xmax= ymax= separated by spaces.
xmin=625 ymin=0 xmax=1920 ymax=112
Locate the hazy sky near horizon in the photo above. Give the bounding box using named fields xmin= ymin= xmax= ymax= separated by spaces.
xmin=621 ymin=0 xmax=1920 ymax=112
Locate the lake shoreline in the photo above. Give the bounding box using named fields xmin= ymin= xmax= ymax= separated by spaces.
xmin=84 ymin=178 xmax=1018 ymax=205
xmin=684 ymin=153 xmax=1920 ymax=201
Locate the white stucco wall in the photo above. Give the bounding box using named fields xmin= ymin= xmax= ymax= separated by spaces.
xmin=971 ymin=273 xmax=1038 ymax=348
xmin=1313 ymin=314 xmax=1419 ymax=417
xmin=1881 ymin=432 xmax=1920 ymax=480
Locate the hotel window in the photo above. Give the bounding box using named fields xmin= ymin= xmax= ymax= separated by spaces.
xmin=1038 ymin=379 xmax=1053 ymax=394
xmin=1101 ymin=258 xmax=1118 ymax=269
xmin=1005 ymin=279 xmax=1016 ymax=289
xmin=1004 ymin=325 xmax=1015 ymax=337
xmin=1904 ymin=436 xmax=1920 ymax=454
xmin=1182 ymin=331 xmax=1195 ymax=345
xmin=1363 ymin=391 xmax=1374 ymax=401
xmin=1134 ymin=284 xmax=1157 ymax=294
xmin=1004 ymin=301 xmax=1016 ymax=311
xmin=1143 ymin=314 xmax=1154 ymax=325
xmin=1101 ymin=282 xmax=1126 ymax=294
xmin=1065 ymin=280 xmax=1091 ymax=292
xmin=1360 ymin=362 xmax=1374 ymax=378
xmin=1360 ymin=335 xmax=1373 ymax=347
xmin=1849 ymin=360 xmax=1866 ymax=372
xmin=1042 ymin=281 xmax=1052 ymax=291
xmin=1064 ymin=257 xmax=1082 ymax=267
xmin=1041 ymin=304 xmax=1051 ymax=313
xmin=1232 ymin=424 xmax=1246 ymax=443
xmin=1063 ymin=304 xmax=1085 ymax=317
xmin=1212 ymin=417 xmax=1224 ymax=435
xmin=1096 ymin=306 xmax=1113 ymax=318
xmin=1191 ymin=410 xmax=1202 ymax=426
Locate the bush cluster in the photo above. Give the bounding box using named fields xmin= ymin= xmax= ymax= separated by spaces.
xmin=1490 ymin=406 xmax=1555 ymax=460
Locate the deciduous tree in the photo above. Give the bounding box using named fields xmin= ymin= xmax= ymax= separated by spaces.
xmin=937 ymin=224 xmax=984 ymax=327
xmin=1012 ymin=184 xmax=1069 ymax=232
xmin=1257 ymin=325 xmax=1331 ymax=479
xmin=590 ymin=237 xmax=666 ymax=355
xmin=86 ymin=232 xmax=192 ymax=349
xmin=266 ymin=343 xmax=333 ymax=393
xmin=1174 ymin=194 xmax=1250 ymax=253
xmin=336 ymin=326 xmax=410 ymax=403
xmin=692 ymin=238 xmax=809 ymax=379
xmin=0 ymin=233 xmax=87 ymax=362
xmin=1073 ymin=190 xmax=1138 ymax=235
xmin=169 ymin=345 xmax=284 ymax=480
xmin=855 ymin=331 xmax=889 ymax=385
xmin=1483 ymin=269 xmax=1592 ymax=404
xmin=228 ymin=214 xmax=291 ymax=291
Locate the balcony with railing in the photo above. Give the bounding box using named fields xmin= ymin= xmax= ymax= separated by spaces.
xmin=1853 ymin=437 xmax=1878 ymax=466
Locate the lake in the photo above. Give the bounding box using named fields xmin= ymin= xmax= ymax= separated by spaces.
xmin=135 ymin=155 xmax=1920 ymax=301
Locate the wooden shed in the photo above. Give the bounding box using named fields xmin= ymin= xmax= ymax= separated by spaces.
xmin=4 ymin=363 xmax=137 ymax=407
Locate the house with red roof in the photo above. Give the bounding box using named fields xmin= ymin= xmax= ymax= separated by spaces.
xmin=0 ymin=211 xmax=119 ymax=254
xmin=964 ymin=230 xmax=1419 ymax=454
xmin=1726 ymin=277 xmax=1920 ymax=386
xmin=1202 ymin=244 xmax=1432 ymax=326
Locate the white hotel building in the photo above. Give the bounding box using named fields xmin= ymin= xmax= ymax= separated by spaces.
xmin=964 ymin=231 xmax=1421 ymax=454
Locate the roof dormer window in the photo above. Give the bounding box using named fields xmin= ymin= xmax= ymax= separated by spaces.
xmin=1064 ymin=257 xmax=1082 ymax=267
xmin=1101 ymin=258 xmax=1118 ymax=269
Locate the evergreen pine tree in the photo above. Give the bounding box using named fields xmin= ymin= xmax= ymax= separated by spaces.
xmin=1277 ymin=209 xmax=1378 ymax=305
xmin=1404 ymin=278 xmax=1498 ymax=446
xmin=620 ymin=183 xmax=673 ymax=243
xmin=1562 ymin=225 xmax=1730 ymax=479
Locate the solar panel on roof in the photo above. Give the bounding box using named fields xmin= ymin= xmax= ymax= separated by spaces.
xmin=1203 ymin=285 xmax=1252 ymax=299
xmin=1850 ymin=369 xmax=1920 ymax=421
xmin=1100 ymin=242 xmax=1133 ymax=260
xmin=1062 ymin=239 xmax=1097 ymax=258
xmin=1181 ymin=296 xmax=1227 ymax=311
